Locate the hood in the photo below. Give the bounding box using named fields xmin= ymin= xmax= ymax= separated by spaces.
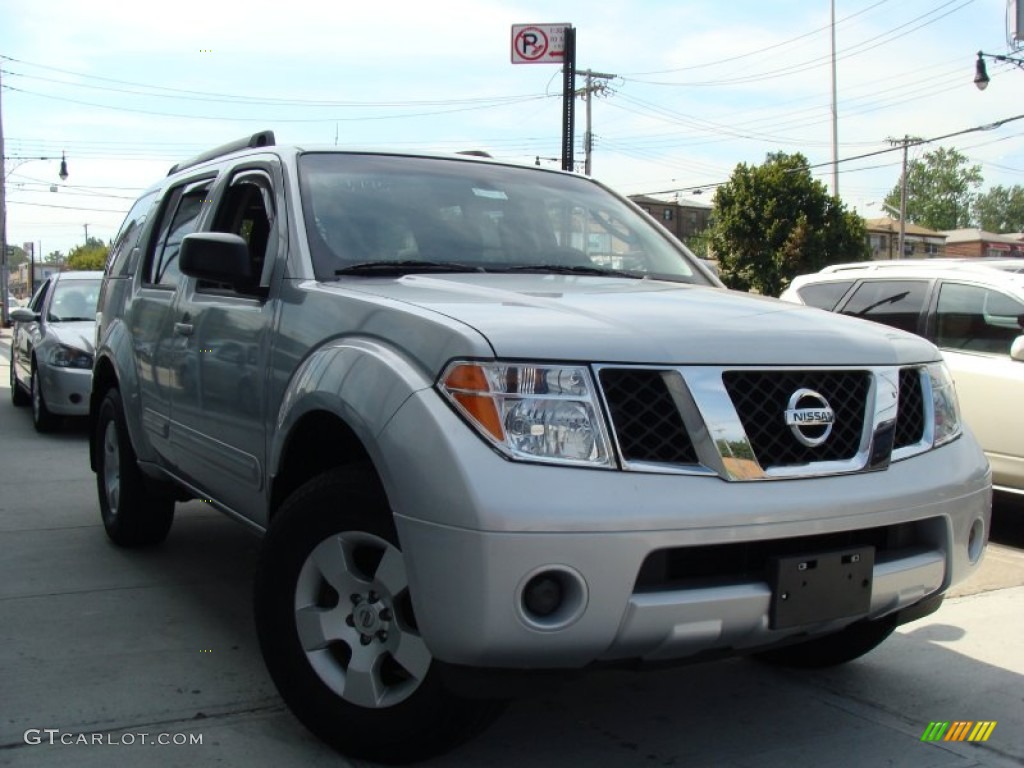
xmin=335 ymin=274 xmax=939 ymax=366
xmin=47 ymin=320 xmax=96 ymax=354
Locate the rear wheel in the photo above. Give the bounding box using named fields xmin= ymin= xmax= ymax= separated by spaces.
xmin=31 ymin=366 xmax=60 ymax=432
xmin=94 ymin=388 xmax=175 ymax=547
xmin=753 ymin=616 xmax=897 ymax=668
xmin=10 ymin=349 xmax=29 ymax=406
xmin=254 ymin=467 xmax=504 ymax=764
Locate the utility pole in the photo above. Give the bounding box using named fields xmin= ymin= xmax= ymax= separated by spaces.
xmin=830 ymin=0 xmax=839 ymax=197
xmin=580 ymin=69 xmax=615 ymax=176
xmin=83 ymin=223 xmax=89 ymax=244
xmin=1 ymin=64 xmax=9 ymax=326
xmin=887 ymin=135 xmax=919 ymax=259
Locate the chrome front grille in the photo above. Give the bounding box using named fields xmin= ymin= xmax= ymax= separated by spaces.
xmin=894 ymin=367 xmax=926 ymax=449
xmin=598 ymin=369 xmax=697 ymax=464
xmin=596 ymin=364 xmax=931 ymax=480
xmin=722 ymin=370 xmax=870 ymax=467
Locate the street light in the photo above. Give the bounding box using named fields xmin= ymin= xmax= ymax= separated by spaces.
xmin=1 ymin=153 xmax=69 ymax=326
xmin=974 ymin=50 xmax=1024 ymax=91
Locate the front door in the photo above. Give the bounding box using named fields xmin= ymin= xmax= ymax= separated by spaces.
xmin=168 ymin=162 xmax=282 ymax=520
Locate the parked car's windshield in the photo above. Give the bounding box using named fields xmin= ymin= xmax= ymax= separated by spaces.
xmin=298 ymin=153 xmax=711 ymax=284
xmin=47 ymin=279 xmax=101 ymax=322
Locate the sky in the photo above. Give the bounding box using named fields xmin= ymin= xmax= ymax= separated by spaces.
xmin=1 ymin=0 xmax=1022 ymax=258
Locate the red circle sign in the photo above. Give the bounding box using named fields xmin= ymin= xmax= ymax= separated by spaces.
xmin=514 ymin=27 xmax=549 ymax=61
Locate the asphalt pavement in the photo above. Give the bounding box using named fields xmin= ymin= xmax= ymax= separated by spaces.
xmin=1 ymin=326 xmax=1023 ymax=768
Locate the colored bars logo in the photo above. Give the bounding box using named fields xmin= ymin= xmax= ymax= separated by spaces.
xmin=921 ymin=721 xmax=997 ymax=742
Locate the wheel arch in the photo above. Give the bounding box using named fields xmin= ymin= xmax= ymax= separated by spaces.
xmin=267 ymin=337 xmax=434 ymax=524
xmin=269 ymin=409 xmax=402 ymax=530
xmin=89 ymin=355 xmax=120 ymax=471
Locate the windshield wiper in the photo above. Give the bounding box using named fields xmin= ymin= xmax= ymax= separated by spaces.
xmin=335 ymin=260 xmax=486 ymax=276
xmin=499 ymin=264 xmax=644 ymax=278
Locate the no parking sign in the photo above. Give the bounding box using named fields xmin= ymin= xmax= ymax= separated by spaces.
xmin=511 ymin=24 xmax=570 ymax=64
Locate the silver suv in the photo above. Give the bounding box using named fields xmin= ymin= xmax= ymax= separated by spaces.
xmin=91 ymin=133 xmax=991 ymax=763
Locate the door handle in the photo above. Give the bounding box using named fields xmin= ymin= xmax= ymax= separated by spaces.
xmin=174 ymin=322 xmax=194 ymax=337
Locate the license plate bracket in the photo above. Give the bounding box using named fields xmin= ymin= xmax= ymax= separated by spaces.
xmin=769 ymin=546 xmax=874 ymax=630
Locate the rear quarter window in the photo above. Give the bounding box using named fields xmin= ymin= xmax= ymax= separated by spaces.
xmin=796 ymin=280 xmax=854 ymax=310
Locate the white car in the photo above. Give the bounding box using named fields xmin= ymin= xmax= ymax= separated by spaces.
xmin=781 ymin=260 xmax=1024 ymax=495
xmin=10 ymin=271 xmax=103 ymax=432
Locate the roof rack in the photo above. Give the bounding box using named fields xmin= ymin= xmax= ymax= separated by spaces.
xmin=167 ymin=130 xmax=276 ymax=176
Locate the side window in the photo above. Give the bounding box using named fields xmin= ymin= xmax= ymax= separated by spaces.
xmin=797 ymin=280 xmax=854 ymax=311
xmin=208 ymin=170 xmax=276 ymax=293
xmin=29 ymin=279 xmax=51 ymax=313
xmin=145 ymin=179 xmax=214 ymax=289
xmin=935 ymin=282 xmax=1024 ymax=355
xmin=840 ymin=280 xmax=929 ymax=334
xmin=107 ymin=190 xmax=158 ymax=276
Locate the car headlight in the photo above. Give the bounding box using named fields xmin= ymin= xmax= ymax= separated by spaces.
xmin=48 ymin=344 xmax=94 ymax=369
xmin=927 ymin=362 xmax=961 ymax=447
xmin=440 ymin=361 xmax=614 ymax=467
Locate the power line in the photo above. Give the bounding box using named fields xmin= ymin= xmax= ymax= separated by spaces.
xmin=635 ymin=112 xmax=1024 ymax=196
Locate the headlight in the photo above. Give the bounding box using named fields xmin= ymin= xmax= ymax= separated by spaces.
xmin=48 ymin=344 xmax=93 ymax=369
xmin=927 ymin=362 xmax=961 ymax=447
xmin=439 ymin=361 xmax=614 ymax=467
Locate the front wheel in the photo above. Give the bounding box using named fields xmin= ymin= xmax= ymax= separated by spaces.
xmin=10 ymin=349 xmax=29 ymax=406
xmin=31 ymin=367 xmax=59 ymax=432
xmin=753 ymin=616 xmax=897 ymax=668
xmin=94 ymin=388 xmax=175 ymax=547
xmin=254 ymin=467 xmax=503 ymax=764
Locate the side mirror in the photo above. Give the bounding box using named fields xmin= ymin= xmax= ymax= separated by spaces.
xmin=1011 ymin=335 xmax=1024 ymax=362
xmin=180 ymin=232 xmax=252 ymax=287
xmin=9 ymin=307 xmax=38 ymax=323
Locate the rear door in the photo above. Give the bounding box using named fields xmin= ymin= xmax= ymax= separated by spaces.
xmin=836 ymin=279 xmax=932 ymax=335
xmin=129 ymin=176 xmax=216 ymax=461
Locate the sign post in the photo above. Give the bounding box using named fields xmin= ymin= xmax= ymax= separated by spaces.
xmin=511 ymin=23 xmax=576 ymax=172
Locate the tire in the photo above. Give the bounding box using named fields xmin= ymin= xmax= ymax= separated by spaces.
xmin=753 ymin=615 xmax=897 ymax=668
xmin=30 ymin=365 xmax=60 ymax=432
xmin=254 ymin=467 xmax=504 ymax=764
xmin=94 ymin=388 xmax=175 ymax=547
xmin=10 ymin=350 xmax=29 ymax=406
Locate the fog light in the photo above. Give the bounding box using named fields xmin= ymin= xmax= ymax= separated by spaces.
xmin=517 ymin=566 xmax=588 ymax=631
xmin=968 ymin=518 xmax=986 ymax=564
xmin=523 ymin=573 xmax=564 ymax=618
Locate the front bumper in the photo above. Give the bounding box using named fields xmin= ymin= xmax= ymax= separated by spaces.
xmin=38 ymin=363 xmax=91 ymax=416
xmin=380 ymin=390 xmax=992 ymax=669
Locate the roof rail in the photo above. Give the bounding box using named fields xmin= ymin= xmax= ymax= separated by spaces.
xmin=167 ymin=130 xmax=276 ymax=176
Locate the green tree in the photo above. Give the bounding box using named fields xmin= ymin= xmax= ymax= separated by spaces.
xmin=43 ymin=250 xmax=64 ymax=265
xmin=707 ymin=152 xmax=868 ymax=295
xmin=884 ymin=146 xmax=982 ymax=231
xmin=5 ymin=245 xmax=29 ymax=268
xmin=66 ymin=237 xmax=109 ymax=271
xmin=972 ymin=184 xmax=1024 ymax=233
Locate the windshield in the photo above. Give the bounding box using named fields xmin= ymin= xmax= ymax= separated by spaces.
xmin=298 ymin=153 xmax=711 ymax=284
xmin=47 ymin=279 xmax=101 ymax=322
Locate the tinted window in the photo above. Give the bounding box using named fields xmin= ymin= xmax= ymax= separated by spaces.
xmin=797 ymin=280 xmax=854 ymax=310
xmin=841 ymin=280 xmax=929 ymax=334
xmin=935 ymin=282 xmax=1024 ymax=355
xmin=107 ymin=190 xmax=158 ymax=276
xmin=145 ymin=179 xmax=214 ymax=289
